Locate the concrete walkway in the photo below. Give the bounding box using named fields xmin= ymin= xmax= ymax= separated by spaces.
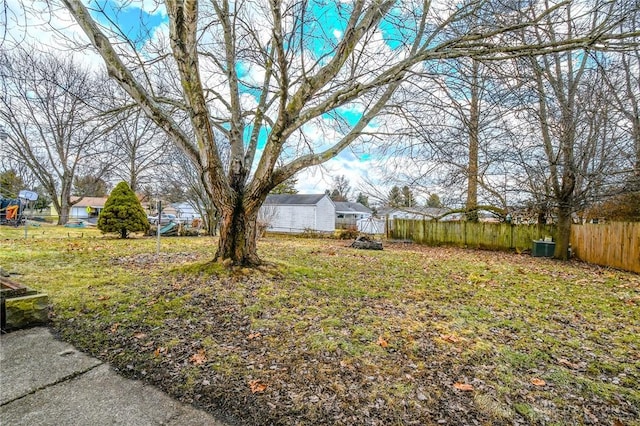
xmin=0 ymin=327 xmax=227 ymax=425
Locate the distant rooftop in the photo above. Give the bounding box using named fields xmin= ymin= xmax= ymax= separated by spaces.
xmin=333 ymin=201 xmax=372 ymax=214
xmin=264 ymin=194 xmax=328 ymax=205
xmin=69 ymin=196 xmax=109 ymax=207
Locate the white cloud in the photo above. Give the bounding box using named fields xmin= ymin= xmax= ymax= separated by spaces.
xmin=109 ymin=0 xmax=167 ymax=17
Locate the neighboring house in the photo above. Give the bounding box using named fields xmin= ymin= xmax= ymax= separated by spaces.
xmin=379 ymin=206 xmax=452 ymax=221
xmin=260 ymin=194 xmax=335 ymax=233
xmin=334 ymin=201 xmax=372 ymax=229
xmin=171 ymin=202 xmax=202 ymax=220
xmin=68 ymin=197 xmax=109 ymax=221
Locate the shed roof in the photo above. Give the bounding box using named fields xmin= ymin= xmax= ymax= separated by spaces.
xmin=264 ymin=194 xmax=328 ymax=206
xmin=333 ymin=201 xmax=372 ymax=214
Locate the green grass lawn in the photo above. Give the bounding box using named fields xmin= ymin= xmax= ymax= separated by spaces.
xmin=1 ymin=226 xmax=639 ymax=425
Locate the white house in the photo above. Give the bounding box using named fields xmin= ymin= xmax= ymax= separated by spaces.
xmin=379 ymin=206 xmax=452 ymax=221
xmin=260 ymin=194 xmax=335 ymax=233
xmin=68 ymin=197 xmax=108 ymax=221
xmin=171 ymin=202 xmax=202 ymax=220
xmin=334 ymin=201 xmax=372 ymax=229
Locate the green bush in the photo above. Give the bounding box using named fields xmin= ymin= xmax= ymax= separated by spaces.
xmin=97 ymin=182 xmax=149 ymax=238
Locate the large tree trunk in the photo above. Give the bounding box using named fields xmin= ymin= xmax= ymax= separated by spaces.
xmin=555 ymin=204 xmax=572 ymax=260
xmin=205 ymin=208 xmax=218 ymax=236
xmin=57 ymin=207 xmax=70 ymax=225
xmin=215 ymin=201 xmax=261 ymax=266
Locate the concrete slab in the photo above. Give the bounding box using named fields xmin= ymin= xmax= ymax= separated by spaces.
xmin=0 ymin=327 xmax=101 ymax=404
xmin=0 ymin=327 xmax=227 ymax=425
xmin=0 ymin=364 xmax=224 ymax=425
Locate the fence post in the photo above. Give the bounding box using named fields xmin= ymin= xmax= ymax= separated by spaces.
xmin=463 ymin=221 xmax=467 ymax=247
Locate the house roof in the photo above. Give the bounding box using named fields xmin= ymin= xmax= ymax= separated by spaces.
xmin=264 ymin=194 xmax=328 ymax=205
xmin=70 ymin=196 xmax=108 ymax=208
xmin=333 ymin=201 xmax=372 ymax=214
xmin=379 ymin=206 xmax=451 ymax=218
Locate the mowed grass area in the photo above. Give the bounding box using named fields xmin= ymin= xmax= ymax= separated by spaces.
xmin=1 ymin=225 xmax=639 ymax=425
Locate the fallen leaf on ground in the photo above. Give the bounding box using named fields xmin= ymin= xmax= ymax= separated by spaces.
xmin=189 ymin=349 xmax=207 ymax=365
xmin=247 ymin=332 xmax=262 ymax=340
xmin=154 ymin=347 xmax=166 ymax=357
xmin=453 ymin=382 xmax=474 ymax=391
xmin=133 ymin=332 xmax=147 ymax=339
xmin=531 ymin=378 xmax=546 ymax=386
xmin=377 ymin=335 xmax=389 ymax=348
xmin=110 ymin=323 xmax=119 ymax=333
xmin=249 ymin=379 xmax=267 ymax=393
xmin=440 ymin=334 xmax=461 ymax=343
xmin=97 ymin=295 xmax=110 ymax=301
xmin=558 ymin=358 xmax=580 ymax=369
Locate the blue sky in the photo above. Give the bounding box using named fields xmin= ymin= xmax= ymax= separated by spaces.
xmin=88 ymin=1 xmax=166 ymax=48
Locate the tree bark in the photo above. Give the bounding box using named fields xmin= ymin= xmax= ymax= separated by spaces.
xmin=555 ymin=204 xmax=572 ymax=260
xmin=215 ymin=199 xmax=261 ymax=266
xmin=466 ymin=60 xmax=480 ymax=223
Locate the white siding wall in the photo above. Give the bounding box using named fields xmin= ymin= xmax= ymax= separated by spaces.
xmin=261 ymin=195 xmax=335 ymax=233
xmin=315 ymin=196 xmax=335 ymax=232
xmin=70 ymin=207 xmax=89 ymax=219
xmin=268 ymin=205 xmax=317 ymax=232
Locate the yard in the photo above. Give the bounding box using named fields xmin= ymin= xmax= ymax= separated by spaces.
xmin=1 ymin=227 xmax=638 ymax=425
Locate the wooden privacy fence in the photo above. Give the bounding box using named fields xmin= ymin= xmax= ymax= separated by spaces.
xmin=570 ymin=222 xmax=640 ymax=274
xmin=388 ymin=219 xmax=557 ymax=252
xmin=388 ymin=219 xmax=639 ymax=273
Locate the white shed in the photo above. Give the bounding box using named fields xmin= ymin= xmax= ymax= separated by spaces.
xmin=260 ymin=194 xmax=335 ymax=233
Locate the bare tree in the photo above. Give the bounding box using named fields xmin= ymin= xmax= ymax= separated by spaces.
xmin=510 ymin=3 xmax=631 ymax=258
xmin=103 ymin=87 xmax=174 ymax=192
xmin=330 ymin=175 xmax=352 ymax=202
xmin=162 ymin=145 xmax=219 ymax=236
xmin=59 ymin=0 xmax=640 ymax=265
xmin=0 ymin=48 xmax=108 ymax=224
xmin=598 ymin=46 xmax=640 ymax=187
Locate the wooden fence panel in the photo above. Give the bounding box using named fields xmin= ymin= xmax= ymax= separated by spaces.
xmin=389 ymin=219 xmax=638 ymax=273
xmin=570 ymin=222 xmax=640 ymax=273
xmin=391 ymin=219 xmax=559 ymax=252
xmin=511 ymin=224 xmax=558 ymax=251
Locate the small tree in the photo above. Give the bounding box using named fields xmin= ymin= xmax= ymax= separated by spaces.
xmin=0 ymin=169 xmax=25 ymax=198
xmin=388 ymin=186 xmax=403 ymax=207
xmin=98 ymin=182 xmax=149 ymax=239
xmin=271 ymin=176 xmax=298 ymax=194
xmin=356 ymin=193 xmax=369 ymax=208
xmin=426 ymin=193 xmax=443 ymax=208
xmin=330 ymin=175 xmax=351 ymax=202
xmin=401 ymin=186 xmax=416 ymax=207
